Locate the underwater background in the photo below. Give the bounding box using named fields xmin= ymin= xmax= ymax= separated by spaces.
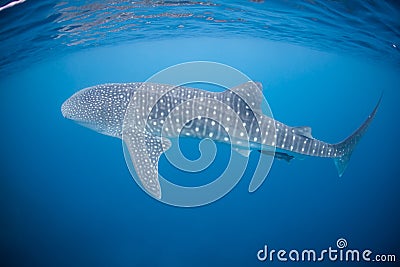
xmin=0 ymin=0 xmax=399 ymax=266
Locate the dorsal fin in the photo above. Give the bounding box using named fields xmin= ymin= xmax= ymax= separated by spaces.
xmin=223 ymin=81 xmax=264 ymax=113
xmin=254 ymin=82 xmax=263 ymax=91
xmin=293 ymin=126 xmax=313 ymax=138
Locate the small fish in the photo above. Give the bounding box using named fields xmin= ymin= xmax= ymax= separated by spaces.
xmin=61 ymin=82 xmax=381 ymax=198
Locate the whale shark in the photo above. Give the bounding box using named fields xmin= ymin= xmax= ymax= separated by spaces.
xmin=61 ymin=82 xmax=381 ymax=199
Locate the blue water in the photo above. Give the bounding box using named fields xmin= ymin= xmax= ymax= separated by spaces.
xmin=1 ymin=1 xmax=399 ymax=266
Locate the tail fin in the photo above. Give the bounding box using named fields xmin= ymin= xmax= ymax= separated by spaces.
xmin=333 ymin=94 xmax=382 ymax=177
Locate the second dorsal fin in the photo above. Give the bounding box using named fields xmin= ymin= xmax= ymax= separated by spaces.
xmin=293 ymin=126 xmax=313 ymax=138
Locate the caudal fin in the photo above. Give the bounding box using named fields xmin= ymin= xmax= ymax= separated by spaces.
xmin=333 ymin=95 xmax=382 ymax=177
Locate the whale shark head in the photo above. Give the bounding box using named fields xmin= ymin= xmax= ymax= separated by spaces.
xmin=61 ymin=83 xmax=139 ymax=137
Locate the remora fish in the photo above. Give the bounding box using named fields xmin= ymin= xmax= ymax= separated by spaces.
xmin=61 ymin=82 xmax=381 ymax=198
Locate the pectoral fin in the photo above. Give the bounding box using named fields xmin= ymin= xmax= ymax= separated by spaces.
xmin=122 ymin=126 xmax=171 ymax=199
